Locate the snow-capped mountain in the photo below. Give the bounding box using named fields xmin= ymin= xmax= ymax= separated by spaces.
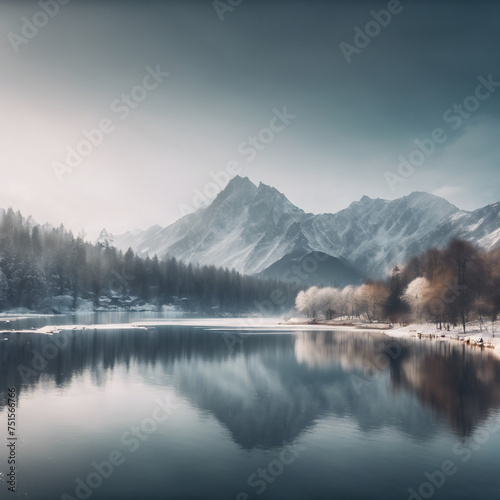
xmin=113 ymin=176 xmax=310 ymax=275
xmin=111 ymin=176 xmax=500 ymax=279
xmin=419 ymin=201 xmax=500 ymax=251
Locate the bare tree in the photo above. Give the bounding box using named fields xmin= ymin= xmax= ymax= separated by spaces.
xmin=446 ymin=239 xmax=479 ymax=333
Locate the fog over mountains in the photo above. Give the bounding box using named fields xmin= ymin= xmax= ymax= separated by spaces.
xmin=111 ymin=176 xmax=500 ymax=281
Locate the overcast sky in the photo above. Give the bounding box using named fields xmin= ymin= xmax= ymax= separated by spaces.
xmin=1 ymin=0 xmax=499 ymax=239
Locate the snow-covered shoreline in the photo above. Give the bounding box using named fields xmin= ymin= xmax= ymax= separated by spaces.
xmin=387 ymin=321 xmax=499 ymax=353
xmin=285 ymin=317 xmax=500 ymax=356
xmin=2 ymin=315 xmax=498 ymax=358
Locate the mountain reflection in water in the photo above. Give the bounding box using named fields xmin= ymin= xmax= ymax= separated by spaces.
xmin=1 ymin=326 xmax=500 ymax=449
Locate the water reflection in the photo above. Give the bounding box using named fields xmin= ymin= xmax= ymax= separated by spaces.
xmin=0 ymin=310 xmax=183 ymax=331
xmin=295 ymin=331 xmax=500 ymax=437
xmin=1 ymin=327 xmax=499 ymax=448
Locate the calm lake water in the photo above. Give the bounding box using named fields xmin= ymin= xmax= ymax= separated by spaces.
xmin=1 ymin=316 xmax=500 ymax=500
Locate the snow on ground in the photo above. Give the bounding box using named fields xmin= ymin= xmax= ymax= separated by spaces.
xmin=31 ymin=324 xmax=150 ymax=334
xmin=2 ymin=314 xmax=498 ymax=358
xmin=0 ymin=313 xmax=56 ymax=318
xmin=0 ymin=300 xmax=163 ymax=317
xmin=388 ymin=321 xmax=500 ymax=352
xmin=131 ymin=317 xmax=360 ymax=333
xmin=286 ymin=318 xmax=500 ymax=357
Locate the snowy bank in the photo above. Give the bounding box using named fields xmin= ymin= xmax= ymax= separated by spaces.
xmin=284 ymin=318 xmax=500 ymax=356
xmin=388 ymin=321 xmax=499 ymax=353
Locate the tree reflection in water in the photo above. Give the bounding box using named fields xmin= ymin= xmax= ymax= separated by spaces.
xmin=1 ymin=327 xmax=499 ymax=448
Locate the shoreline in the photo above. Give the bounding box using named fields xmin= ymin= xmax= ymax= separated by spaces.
xmin=2 ymin=314 xmax=498 ymax=357
xmin=284 ymin=318 xmax=500 ymax=354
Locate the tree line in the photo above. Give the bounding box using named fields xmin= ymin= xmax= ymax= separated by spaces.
xmin=0 ymin=208 xmax=296 ymax=313
xmin=295 ymin=239 xmax=500 ymax=332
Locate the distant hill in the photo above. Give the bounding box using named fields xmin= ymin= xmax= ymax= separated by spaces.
xmin=257 ymin=251 xmax=364 ymax=288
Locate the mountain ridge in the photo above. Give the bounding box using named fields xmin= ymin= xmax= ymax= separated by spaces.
xmin=110 ymin=176 xmax=500 ymax=279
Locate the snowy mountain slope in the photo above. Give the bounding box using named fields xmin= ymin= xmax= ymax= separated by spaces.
xmin=420 ymin=201 xmax=500 ymax=251
xmin=111 ymin=176 xmax=500 ymax=279
xmin=114 ymin=176 xmax=309 ymax=274
xmin=299 ymin=192 xmax=461 ymax=277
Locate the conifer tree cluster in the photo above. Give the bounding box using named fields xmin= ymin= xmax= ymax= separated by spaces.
xmin=0 ymin=208 xmax=296 ymax=313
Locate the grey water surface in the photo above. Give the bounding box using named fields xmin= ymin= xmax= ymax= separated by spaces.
xmin=1 ymin=317 xmax=499 ymax=500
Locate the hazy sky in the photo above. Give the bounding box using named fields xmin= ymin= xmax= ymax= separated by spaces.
xmin=1 ymin=0 xmax=499 ymax=239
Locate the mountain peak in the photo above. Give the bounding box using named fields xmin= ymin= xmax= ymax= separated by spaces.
xmin=406 ymin=191 xmax=447 ymax=202
xmin=217 ymin=177 xmax=303 ymax=215
xmin=346 ymin=194 xmax=378 ymax=210
xmin=207 ymin=175 xmax=258 ymax=212
xmin=226 ymin=175 xmax=255 ymax=190
xmin=111 ymin=178 xmax=500 ymax=279
xmin=257 ymin=181 xmax=279 ymax=194
xmin=255 ymin=181 xmax=303 ymax=215
xmin=404 ymin=191 xmax=460 ymax=214
xmin=209 ymin=175 xmax=257 ymax=206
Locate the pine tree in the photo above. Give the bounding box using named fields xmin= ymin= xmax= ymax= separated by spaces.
xmin=384 ymin=266 xmax=410 ymax=324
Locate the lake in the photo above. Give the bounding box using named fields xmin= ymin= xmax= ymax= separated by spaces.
xmin=1 ymin=316 xmax=500 ymax=500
